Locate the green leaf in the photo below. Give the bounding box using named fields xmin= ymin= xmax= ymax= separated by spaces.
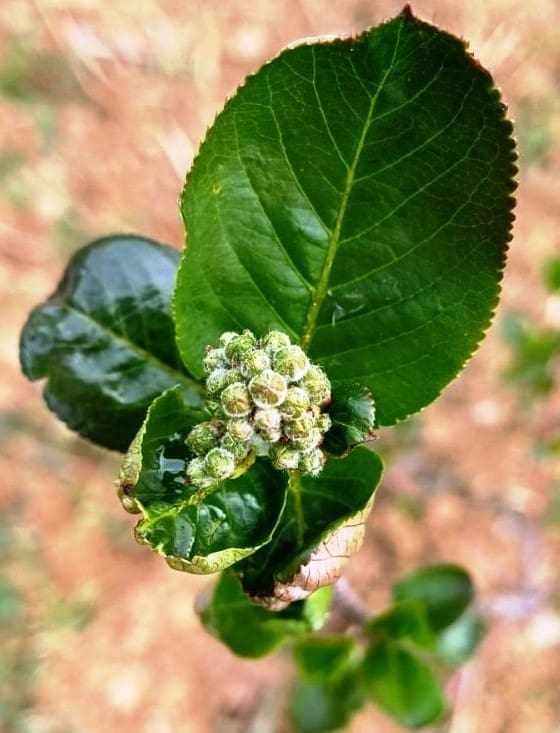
xmin=435 ymin=608 xmax=485 ymax=666
xmin=293 ymin=636 xmax=358 ymax=683
xmin=543 ymin=255 xmax=560 ymax=293
xmin=198 ymin=571 xmax=324 ymax=658
xmin=239 ymin=447 xmax=383 ymax=607
xmin=362 ymin=639 xmax=446 ymax=728
xmin=20 ymin=235 xmax=204 ymax=452
xmin=392 ymin=564 xmax=474 ymax=632
xmin=366 ymin=599 xmax=435 ymax=648
xmin=323 ymin=383 xmax=376 ymax=456
xmin=175 ymin=9 xmax=516 ymax=426
xmin=291 ymin=670 xmax=366 ymax=733
xmin=118 ymin=386 xmax=288 ymax=573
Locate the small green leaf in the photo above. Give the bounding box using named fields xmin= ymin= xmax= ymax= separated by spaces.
xmin=392 ymin=564 xmax=474 ymax=632
xmin=543 ymin=256 xmax=560 ymax=293
xmin=362 ymin=639 xmax=446 ymax=728
xmin=20 ymin=235 xmax=204 ymax=451
xmin=291 ymin=670 xmax=366 ymax=733
xmin=119 ymin=386 xmax=288 ymax=573
xmin=199 ymin=571 xmax=319 ymax=658
xmin=435 ymin=608 xmax=485 ymax=666
xmin=323 ymin=383 xmax=376 ymax=456
xmin=175 ymin=9 xmax=516 ymax=427
xmin=366 ymin=599 xmax=435 ymax=648
xmin=240 ymin=447 xmax=383 ymax=607
xmin=293 ymin=636 xmax=358 ymax=683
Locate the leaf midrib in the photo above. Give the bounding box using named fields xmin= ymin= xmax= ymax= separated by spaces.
xmin=65 ymin=302 xmax=202 ymax=393
xmin=299 ymin=29 xmax=403 ymax=351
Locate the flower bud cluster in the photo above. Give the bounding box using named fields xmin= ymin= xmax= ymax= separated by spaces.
xmin=185 ymin=329 xmax=332 ymax=489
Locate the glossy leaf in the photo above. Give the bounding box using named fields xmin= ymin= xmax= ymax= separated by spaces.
xmin=293 ymin=635 xmax=358 ymax=683
xmin=198 ymin=571 xmax=330 ymax=658
xmin=239 ymin=447 xmax=383 ymax=607
xmin=392 ymin=564 xmax=474 ymax=632
xmin=362 ymin=639 xmax=446 ymax=728
xmin=118 ymin=386 xmax=288 ymax=573
xmin=20 ymin=235 xmax=204 ymax=451
xmin=323 ymin=383 xmax=376 ymax=456
xmin=175 ymin=9 xmax=516 ymax=426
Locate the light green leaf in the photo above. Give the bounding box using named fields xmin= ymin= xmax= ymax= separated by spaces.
xmin=175 ymin=9 xmax=516 ymax=426
xmin=20 ymin=235 xmax=204 ymax=451
xmin=293 ymin=636 xmax=358 ymax=683
xmin=366 ymin=599 xmax=435 ymax=648
xmin=362 ymin=639 xmax=446 ymax=728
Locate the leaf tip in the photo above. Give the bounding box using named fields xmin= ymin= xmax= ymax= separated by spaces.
xmin=399 ymin=3 xmax=415 ymax=18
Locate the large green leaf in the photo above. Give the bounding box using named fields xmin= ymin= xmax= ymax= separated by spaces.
xmin=198 ymin=571 xmax=331 ymax=658
xmin=290 ymin=668 xmax=366 ymax=733
xmin=20 ymin=235 xmax=204 ymax=451
xmin=362 ymin=639 xmax=446 ymax=728
xmin=175 ymin=9 xmax=516 ymax=426
xmin=118 ymin=386 xmax=288 ymax=574
xmin=239 ymin=447 xmax=383 ymax=607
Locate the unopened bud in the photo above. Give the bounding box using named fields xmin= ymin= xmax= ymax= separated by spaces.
xmin=270 ymin=444 xmax=301 ymax=471
xmin=203 ymin=347 xmax=227 ymax=374
xmin=239 ymin=348 xmax=271 ymax=379
xmin=272 ymin=345 xmax=310 ymax=382
xmin=227 ymin=418 xmax=254 ymax=443
xmin=249 ymin=369 xmax=288 ymax=408
xmin=281 ymin=386 xmax=310 ymax=419
xmin=300 ymin=365 xmax=331 ymax=406
xmin=224 ymin=330 xmax=257 ymax=362
xmin=185 ymin=421 xmax=221 ymax=455
xmin=298 ymin=448 xmax=326 ymax=476
xmin=205 ymin=447 xmax=235 ymax=480
xmin=221 ymin=382 xmax=253 ymax=417
xmin=261 ymin=330 xmax=292 ymax=354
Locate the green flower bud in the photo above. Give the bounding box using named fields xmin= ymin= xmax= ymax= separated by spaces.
xmin=283 ymin=411 xmax=314 ymax=441
xmin=251 ymin=434 xmax=271 ymax=457
xmin=218 ymin=331 xmax=239 ymax=348
xmin=206 ymin=367 xmax=230 ymax=396
xmin=203 ymin=347 xmax=228 ymax=373
xmin=224 ymin=330 xmax=257 ymax=362
xmin=272 ymin=345 xmax=310 ymax=382
xmin=249 ymin=369 xmax=288 ymax=408
xmin=298 ymin=448 xmax=326 ymax=477
xmin=239 ymin=348 xmax=271 ymax=379
xmin=185 ymin=421 xmax=221 ymax=456
xmin=220 ymin=434 xmax=250 ymax=462
xmin=261 ymin=330 xmax=292 ymax=354
xmin=204 ymin=447 xmax=235 ymax=480
xmin=254 ymin=407 xmax=282 ymax=442
xmin=299 ymin=365 xmax=331 ymax=406
xmin=293 ymin=427 xmax=322 ymax=452
xmin=186 ymin=457 xmax=213 ymax=488
xmin=270 ymin=444 xmax=301 ymax=470
xmin=280 ymin=386 xmax=310 ymax=420
xmin=227 ymin=417 xmax=254 ymax=443
xmin=316 ymin=412 xmax=332 ymax=435
xmin=221 ymin=382 xmax=253 ymax=417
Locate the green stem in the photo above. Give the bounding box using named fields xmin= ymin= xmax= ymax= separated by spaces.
xmin=288 ymin=470 xmax=305 ymax=547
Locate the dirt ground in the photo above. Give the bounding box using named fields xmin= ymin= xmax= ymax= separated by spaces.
xmin=1 ymin=1 xmax=559 ymax=732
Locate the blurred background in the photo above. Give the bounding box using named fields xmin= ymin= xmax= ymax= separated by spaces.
xmin=1 ymin=0 xmax=559 ymax=731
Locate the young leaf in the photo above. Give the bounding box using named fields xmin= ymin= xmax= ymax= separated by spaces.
xmin=239 ymin=447 xmax=383 ymax=607
xmin=323 ymin=383 xmax=376 ymax=456
xmin=434 ymin=608 xmax=485 ymax=666
xmin=392 ymin=563 xmax=474 ymax=632
xmin=366 ymin=599 xmax=435 ymax=648
xmin=362 ymin=639 xmax=446 ymax=728
xmin=290 ymin=670 xmax=366 ymax=733
xmin=293 ymin=635 xmax=358 ymax=683
xmin=20 ymin=235 xmax=204 ymax=451
xmin=118 ymin=386 xmax=288 ymax=573
xmin=198 ymin=571 xmax=323 ymax=658
xmin=175 ymin=9 xmax=516 ymax=426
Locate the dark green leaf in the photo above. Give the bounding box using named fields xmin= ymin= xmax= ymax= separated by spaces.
xmin=392 ymin=564 xmax=474 ymax=632
xmin=293 ymin=636 xmax=357 ymax=683
xmin=198 ymin=571 xmax=327 ymax=658
xmin=323 ymin=383 xmax=376 ymax=456
xmin=366 ymin=599 xmax=435 ymax=648
xmin=20 ymin=235 xmax=204 ymax=451
xmin=118 ymin=386 xmax=288 ymax=573
xmin=362 ymin=639 xmax=446 ymax=728
xmin=239 ymin=447 xmax=383 ymax=607
xmin=291 ymin=670 xmax=366 ymax=733
xmin=175 ymin=9 xmax=516 ymax=426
